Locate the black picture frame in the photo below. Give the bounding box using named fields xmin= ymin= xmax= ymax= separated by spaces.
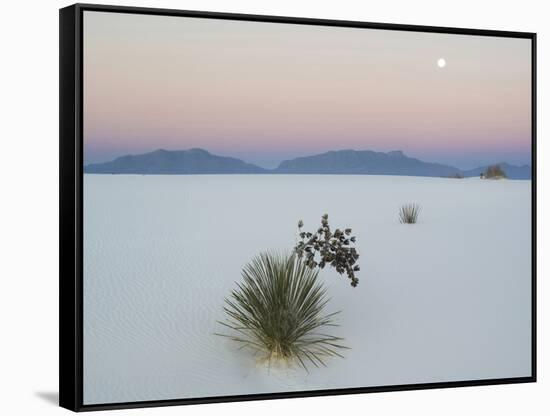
xmin=59 ymin=3 xmax=537 ymax=412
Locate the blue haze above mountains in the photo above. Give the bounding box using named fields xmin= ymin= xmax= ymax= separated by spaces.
xmin=84 ymin=148 xmax=531 ymax=179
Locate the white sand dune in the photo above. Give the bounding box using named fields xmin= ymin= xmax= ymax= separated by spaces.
xmin=83 ymin=174 xmax=532 ymax=404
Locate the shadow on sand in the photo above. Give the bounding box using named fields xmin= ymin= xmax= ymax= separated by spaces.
xmin=35 ymin=391 xmax=58 ymax=406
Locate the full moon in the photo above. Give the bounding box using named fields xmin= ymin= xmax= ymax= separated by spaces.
xmin=437 ymin=58 xmax=446 ymax=68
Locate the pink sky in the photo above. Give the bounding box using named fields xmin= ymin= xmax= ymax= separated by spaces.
xmin=83 ymin=11 xmax=532 ymax=169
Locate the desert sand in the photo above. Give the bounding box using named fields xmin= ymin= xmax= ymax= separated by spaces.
xmin=83 ymin=174 xmax=531 ymax=404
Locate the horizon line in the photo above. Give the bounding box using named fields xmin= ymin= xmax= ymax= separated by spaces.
xmin=84 ymin=147 xmax=532 ymax=170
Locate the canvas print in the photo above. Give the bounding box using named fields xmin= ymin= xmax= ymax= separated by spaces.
xmin=82 ymin=11 xmax=533 ymax=405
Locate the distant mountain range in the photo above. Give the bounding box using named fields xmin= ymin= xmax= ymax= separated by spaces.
xmin=84 ymin=148 xmax=265 ymax=174
xmin=276 ymin=150 xmax=462 ymax=177
xmin=84 ymin=148 xmax=531 ymax=180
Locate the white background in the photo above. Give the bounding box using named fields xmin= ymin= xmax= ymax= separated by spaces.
xmin=0 ymin=0 xmax=546 ymax=414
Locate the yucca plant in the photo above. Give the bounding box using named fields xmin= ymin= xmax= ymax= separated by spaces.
xmin=217 ymin=252 xmax=347 ymax=370
xmin=399 ymin=203 xmax=421 ymax=224
xmin=295 ymin=214 xmax=360 ymax=287
xmin=484 ymin=164 xmax=507 ymax=179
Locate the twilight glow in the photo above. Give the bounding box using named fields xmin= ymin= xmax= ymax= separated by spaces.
xmin=83 ymin=11 xmax=532 ymax=169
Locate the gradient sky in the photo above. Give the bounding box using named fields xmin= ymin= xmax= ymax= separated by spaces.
xmin=83 ymin=11 xmax=532 ymax=169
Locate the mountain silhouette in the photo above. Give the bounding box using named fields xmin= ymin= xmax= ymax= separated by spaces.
xmin=84 ymin=148 xmax=531 ymax=179
xmin=275 ymin=149 xmax=461 ymax=177
xmin=84 ymin=148 xmax=267 ymax=174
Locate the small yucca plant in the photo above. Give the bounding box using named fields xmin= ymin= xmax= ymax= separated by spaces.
xmin=399 ymin=203 xmax=421 ymax=224
xmin=484 ymin=164 xmax=507 ymax=179
xmin=218 ymin=252 xmax=347 ymax=370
